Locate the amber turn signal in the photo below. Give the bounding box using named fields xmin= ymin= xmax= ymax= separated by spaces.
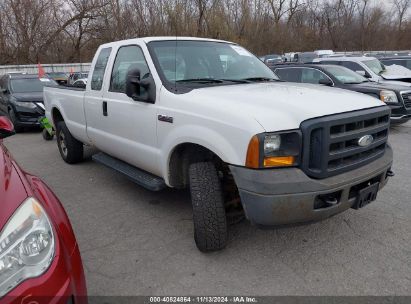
xmin=245 ymin=135 xmax=260 ymax=168
xmin=263 ymin=156 xmax=295 ymax=167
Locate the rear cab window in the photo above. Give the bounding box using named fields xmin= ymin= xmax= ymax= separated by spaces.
xmin=91 ymin=47 xmax=112 ymax=91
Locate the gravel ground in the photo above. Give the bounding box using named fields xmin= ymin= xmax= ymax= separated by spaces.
xmin=4 ymin=121 xmax=411 ymax=296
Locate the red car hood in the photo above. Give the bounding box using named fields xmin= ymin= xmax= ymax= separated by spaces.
xmin=0 ymin=141 xmax=28 ymax=228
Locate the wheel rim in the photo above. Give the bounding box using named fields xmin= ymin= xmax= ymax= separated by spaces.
xmin=58 ymin=132 xmax=68 ymax=157
xmin=9 ymin=110 xmax=16 ymax=123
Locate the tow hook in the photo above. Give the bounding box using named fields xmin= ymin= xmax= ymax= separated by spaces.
xmin=387 ymin=170 xmax=395 ymax=177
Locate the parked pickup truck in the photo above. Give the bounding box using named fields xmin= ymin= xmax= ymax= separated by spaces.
xmin=314 ymin=57 xmax=411 ymax=85
xmin=44 ymin=37 xmax=394 ymax=252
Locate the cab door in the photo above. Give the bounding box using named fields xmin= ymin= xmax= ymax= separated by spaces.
xmin=84 ymin=47 xmax=112 ymax=144
xmin=95 ymin=44 xmax=160 ymax=175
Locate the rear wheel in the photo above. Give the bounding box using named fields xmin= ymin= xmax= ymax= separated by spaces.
xmin=42 ymin=128 xmax=54 ymax=140
xmin=189 ymin=162 xmax=228 ymax=252
xmin=56 ymin=121 xmax=83 ymax=164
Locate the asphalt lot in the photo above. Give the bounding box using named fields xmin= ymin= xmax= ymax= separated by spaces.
xmin=4 ymin=122 xmax=411 ymax=296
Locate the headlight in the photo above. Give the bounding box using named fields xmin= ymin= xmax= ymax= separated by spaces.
xmin=15 ymin=101 xmax=37 ymax=109
xmin=246 ymin=131 xmax=301 ymax=168
xmin=380 ymin=90 xmax=398 ymax=103
xmin=0 ymin=198 xmax=55 ymax=297
xmin=264 ymin=134 xmax=281 ymax=155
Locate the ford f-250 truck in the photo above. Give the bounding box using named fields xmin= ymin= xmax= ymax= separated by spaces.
xmin=44 ymin=37 xmax=394 ymax=252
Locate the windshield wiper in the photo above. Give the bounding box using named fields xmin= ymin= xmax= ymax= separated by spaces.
xmin=176 ymin=78 xmax=253 ymax=84
xmin=241 ymin=77 xmax=279 ymax=82
xmin=176 ymin=78 xmax=224 ymax=84
xmin=175 ymin=77 xmax=278 ymax=84
xmin=219 ymin=79 xmax=251 ymax=83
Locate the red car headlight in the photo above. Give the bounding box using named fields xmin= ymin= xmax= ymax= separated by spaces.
xmin=0 ymin=197 xmax=55 ymax=297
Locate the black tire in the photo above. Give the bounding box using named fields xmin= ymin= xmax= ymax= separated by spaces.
xmin=8 ymin=109 xmax=23 ymax=133
xmin=56 ymin=121 xmax=83 ymax=164
xmin=42 ymin=128 xmax=54 ymax=141
xmin=189 ymin=162 xmax=228 ymax=252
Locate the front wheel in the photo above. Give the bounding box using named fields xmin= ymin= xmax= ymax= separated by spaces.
xmin=8 ymin=109 xmax=23 ymax=133
xmin=42 ymin=128 xmax=54 ymax=141
xmin=189 ymin=162 xmax=228 ymax=252
xmin=56 ymin=121 xmax=83 ymax=164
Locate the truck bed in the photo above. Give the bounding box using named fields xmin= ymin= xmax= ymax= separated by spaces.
xmin=43 ymin=85 xmax=89 ymax=144
xmin=46 ymin=84 xmax=86 ymax=91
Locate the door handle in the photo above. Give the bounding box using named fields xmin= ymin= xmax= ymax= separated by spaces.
xmin=102 ymin=101 xmax=108 ymax=116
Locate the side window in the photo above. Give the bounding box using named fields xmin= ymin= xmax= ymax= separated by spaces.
xmin=381 ymin=59 xmax=397 ymax=66
xmin=91 ymin=47 xmax=112 ymax=91
xmin=110 ymin=45 xmax=150 ymax=94
xmin=383 ymin=59 xmax=407 ymax=68
xmin=274 ymin=68 xmax=303 ymax=82
xmin=301 ymin=69 xmax=329 ymax=84
xmin=0 ymin=77 xmax=8 ymax=92
xmin=340 ymin=61 xmax=366 ymax=73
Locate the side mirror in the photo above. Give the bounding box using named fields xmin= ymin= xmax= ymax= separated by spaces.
xmin=74 ymin=82 xmax=86 ymax=89
xmin=319 ymin=79 xmax=333 ymax=86
xmin=1 ymin=88 xmax=8 ymax=94
xmin=125 ymin=67 xmax=156 ymax=104
xmin=356 ymin=70 xmax=371 ymax=78
xmin=0 ymin=116 xmax=15 ymax=139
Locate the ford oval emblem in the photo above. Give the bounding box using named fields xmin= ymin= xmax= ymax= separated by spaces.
xmin=358 ymin=135 xmax=374 ymax=147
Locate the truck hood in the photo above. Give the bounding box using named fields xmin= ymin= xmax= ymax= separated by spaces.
xmin=353 ymin=81 xmax=411 ymax=92
xmin=12 ymin=92 xmax=44 ymax=103
xmin=381 ymin=65 xmax=411 ymax=81
xmin=379 ymin=78 xmax=411 ymax=87
xmin=185 ymin=82 xmax=386 ymax=131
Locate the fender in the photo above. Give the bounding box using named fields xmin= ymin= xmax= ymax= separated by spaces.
xmin=160 ymin=124 xmax=245 ymax=186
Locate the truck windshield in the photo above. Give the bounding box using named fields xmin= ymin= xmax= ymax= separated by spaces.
xmin=322 ymin=66 xmax=368 ymax=84
xmin=363 ymin=59 xmax=386 ymax=75
xmin=148 ymin=40 xmax=278 ymax=86
xmin=10 ymin=78 xmax=51 ymax=93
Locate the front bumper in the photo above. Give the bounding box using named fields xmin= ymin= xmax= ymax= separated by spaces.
xmin=390 ymin=114 xmax=411 ymax=124
xmin=389 ymin=104 xmax=411 ymax=124
xmin=5 ymin=243 xmax=87 ymax=304
xmin=230 ymin=146 xmax=393 ymax=226
xmin=13 ymin=105 xmax=44 ymax=127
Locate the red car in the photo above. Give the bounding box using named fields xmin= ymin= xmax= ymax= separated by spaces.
xmin=0 ymin=116 xmax=87 ymax=303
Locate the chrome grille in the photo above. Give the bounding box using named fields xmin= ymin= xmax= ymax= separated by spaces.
xmin=401 ymin=92 xmax=411 ymax=108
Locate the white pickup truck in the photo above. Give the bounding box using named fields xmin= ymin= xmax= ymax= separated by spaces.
xmin=314 ymin=56 xmax=411 ymax=86
xmin=44 ymin=37 xmax=393 ymax=252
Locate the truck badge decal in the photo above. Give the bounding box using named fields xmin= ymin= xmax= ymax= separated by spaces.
xmin=358 ymin=135 xmax=374 ymax=147
xmin=158 ymin=115 xmax=173 ymax=123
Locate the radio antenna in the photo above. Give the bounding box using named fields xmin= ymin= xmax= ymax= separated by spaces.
xmin=174 ymin=23 xmax=178 ymax=92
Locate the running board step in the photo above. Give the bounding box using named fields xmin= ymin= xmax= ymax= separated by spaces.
xmin=92 ymin=153 xmax=166 ymax=191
